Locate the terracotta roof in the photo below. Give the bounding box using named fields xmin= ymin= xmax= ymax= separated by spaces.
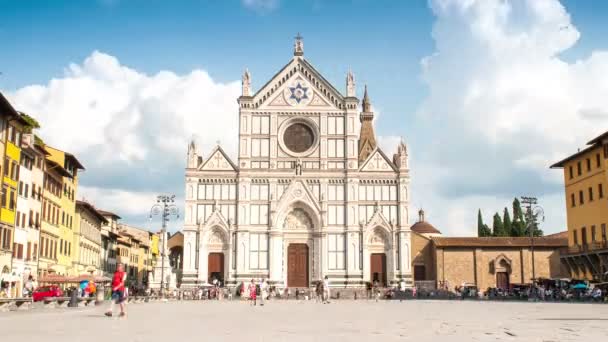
xmin=98 ymin=210 xmax=121 ymax=220
xmin=587 ymin=129 xmax=608 ymax=145
xmin=411 ymin=221 xmax=441 ymax=234
xmin=76 ymin=200 xmax=108 ymax=224
xmin=550 ymin=144 xmax=597 ymax=168
xmin=432 ymin=236 xmax=567 ymax=248
xmin=544 ymin=231 xmax=568 ymax=239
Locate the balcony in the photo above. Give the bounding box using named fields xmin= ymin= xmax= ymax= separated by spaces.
xmin=564 ymin=241 xmax=608 ymax=255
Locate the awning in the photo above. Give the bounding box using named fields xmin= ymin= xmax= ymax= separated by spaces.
xmin=71 ymin=274 xmax=111 ymax=283
xmin=38 ymin=274 xmax=71 ymax=284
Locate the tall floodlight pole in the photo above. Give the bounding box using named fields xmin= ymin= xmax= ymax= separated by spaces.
xmin=149 ymin=195 xmax=179 ymax=295
xmin=520 ymin=196 xmax=544 ymax=284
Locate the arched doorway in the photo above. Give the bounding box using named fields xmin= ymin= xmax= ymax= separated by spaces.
xmin=205 ymin=227 xmax=228 ymax=284
xmin=283 ymin=208 xmax=313 ymax=288
xmin=368 ymin=228 xmax=388 ymax=286
xmin=494 ymin=255 xmax=511 ymax=290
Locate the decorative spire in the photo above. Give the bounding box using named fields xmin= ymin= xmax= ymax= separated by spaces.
xmin=358 ymin=84 xmax=377 ymax=163
xmin=242 ymin=68 xmax=251 ymax=96
xmin=346 ymin=69 xmax=355 ymax=97
xmin=362 ymin=85 xmax=371 ymax=112
xmin=418 ymin=209 xmax=425 ymax=222
xmin=187 ymin=138 xmax=198 ymax=169
xmin=294 ymin=33 xmax=304 ymax=56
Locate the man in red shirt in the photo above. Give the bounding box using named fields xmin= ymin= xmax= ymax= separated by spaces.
xmin=105 ymin=263 xmax=127 ymax=317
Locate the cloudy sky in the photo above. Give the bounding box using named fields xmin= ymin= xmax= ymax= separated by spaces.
xmin=1 ymin=0 xmax=608 ymax=234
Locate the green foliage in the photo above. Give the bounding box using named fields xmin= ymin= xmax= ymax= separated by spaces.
xmin=18 ymin=112 xmax=41 ymax=132
xmin=492 ymin=212 xmax=507 ymax=236
xmin=477 ymin=209 xmax=492 ymax=237
xmin=503 ymin=207 xmax=512 ymax=236
xmin=477 ymin=197 xmax=546 ymax=237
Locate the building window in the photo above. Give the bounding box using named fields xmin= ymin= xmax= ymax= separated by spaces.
xmin=327 ymin=205 xmax=345 ymax=225
xmin=569 ymin=166 xmax=573 ymax=179
xmin=250 ymin=204 xmax=268 ymax=225
xmin=597 ymin=153 xmax=602 ymax=168
xmin=327 ymin=117 xmax=344 ymax=135
xmin=327 ymin=234 xmax=345 ymax=270
xmin=589 ymin=187 xmax=594 ymax=202
xmin=251 ymin=138 xmax=270 ymax=157
xmin=586 ymin=158 xmax=591 ymax=172
xmin=577 ymin=161 xmax=582 ymax=176
xmin=599 ymin=184 xmax=604 ymax=199
xmin=249 ymin=234 xmax=268 ymax=270
xmin=327 ymin=139 xmax=345 ymax=158
xmin=602 ymin=224 xmax=607 ymax=242
xmin=250 ymin=184 xmax=269 ymax=201
xmin=570 ymin=193 xmax=576 ymax=207
xmin=573 ymin=229 xmax=578 ymax=245
xmin=591 ymin=225 xmax=596 ymax=242
xmin=327 ymin=184 xmax=345 ymax=201
xmin=251 ymin=116 xmax=270 ymax=135
xmin=579 ymin=190 xmax=584 ymax=205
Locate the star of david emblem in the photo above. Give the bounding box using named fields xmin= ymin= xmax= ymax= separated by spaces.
xmin=289 ymin=83 xmax=309 ymax=103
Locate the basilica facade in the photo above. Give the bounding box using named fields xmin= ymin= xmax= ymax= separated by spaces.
xmin=182 ymin=37 xmax=412 ymax=289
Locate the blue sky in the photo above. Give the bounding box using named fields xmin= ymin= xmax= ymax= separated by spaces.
xmin=2 ymin=0 xmax=608 ymax=234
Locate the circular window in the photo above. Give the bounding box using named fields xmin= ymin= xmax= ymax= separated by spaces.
xmin=283 ymin=123 xmax=315 ymax=153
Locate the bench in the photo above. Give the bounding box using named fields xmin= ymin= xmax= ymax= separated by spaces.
xmin=75 ymin=297 xmax=96 ymax=307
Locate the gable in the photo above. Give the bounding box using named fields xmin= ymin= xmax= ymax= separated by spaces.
xmin=253 ymin=58 xmax=345 ymax=111
xmin=359 ymin=148 xmax=397 ymax=172
xmin=199 ymin=147 xmax=237 ymax=172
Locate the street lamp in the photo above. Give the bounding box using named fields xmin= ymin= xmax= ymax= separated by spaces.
xmin=149 ymin=194 xmax=179 ymax=296
xmin=520 ymin=196 xmax=544 ymax=284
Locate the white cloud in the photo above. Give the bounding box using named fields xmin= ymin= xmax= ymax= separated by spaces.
xmin=242 ymin=0 xmax=280 ymax=13
xmin=413 ymin=0 xmax=608 ymax=235
xmin=6 ymin=51 xmax=240 ymax=229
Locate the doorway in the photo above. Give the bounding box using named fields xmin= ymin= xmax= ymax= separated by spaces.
xmin=370 ymin=253 xmax=387 ymax=286
xmin=496 ymin=272 xmax=510 ymax=290
xmin=287 ymin=244 xmax=309 ymax=287
xmin=208 ymin=253 xmax=224 ymax=284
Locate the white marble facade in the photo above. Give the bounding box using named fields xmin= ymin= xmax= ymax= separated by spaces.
xmin=182 ymin=38 xmax=411 ymax=289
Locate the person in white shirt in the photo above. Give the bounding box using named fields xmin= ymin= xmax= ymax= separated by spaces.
xmin=323 ymin=276 xmax=330 ymax=304
xmin=260 ymin=279 xmax=269 ymax=306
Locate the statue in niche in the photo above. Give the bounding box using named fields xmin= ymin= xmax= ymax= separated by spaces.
xmin=295 ymin=158 xmax=302 ymax=175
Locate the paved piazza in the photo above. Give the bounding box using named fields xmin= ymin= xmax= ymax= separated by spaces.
xmin=2 ymin=300 xmax=607 ymax=341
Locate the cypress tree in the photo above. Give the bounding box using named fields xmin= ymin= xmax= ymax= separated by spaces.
xmin=511 ymin=198 xmax=526 ymax=237
xmin=477 ymin=209 xmax=491 ymax=237
xmin=492 ymin=212 xmax=506 ymax=236
xmin=503 ymin=207 xmax=512 ymax=237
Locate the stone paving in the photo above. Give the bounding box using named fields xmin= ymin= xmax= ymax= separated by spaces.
xmin=1 ymin=300 xmax=607 ymax=341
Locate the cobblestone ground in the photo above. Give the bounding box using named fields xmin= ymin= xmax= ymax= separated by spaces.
xmin=1 ymin=300 xmax=607 ymax=341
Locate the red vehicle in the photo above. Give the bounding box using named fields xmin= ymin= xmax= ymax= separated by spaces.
xmin=32 ymin=285 xmax=64 ymax=302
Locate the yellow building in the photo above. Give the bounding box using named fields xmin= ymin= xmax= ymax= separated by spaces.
xmin=118 ymin=224 xmax=152 ymax=287
xmin=551 ymin=130 xmax=608 ymax=282
xmin=0 ymin=93 xmax=31 ymax=290
xmin=44 ymin=146 xmax=84 ymax=276
xmin=39 ymin=158 xmax=71 ymax=276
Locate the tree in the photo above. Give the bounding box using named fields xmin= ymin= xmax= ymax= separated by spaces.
xmin=502 ymin=207 xmax=512 ymax=237
xmin=477 ymin=209 xmax=491 ymax=237
xmin=511 ymin=198 xmax=526 ymax=237
xmin=492 ymin=212 xmax=506 ymax=236
xmin=524 ymin=206 xmax=544 ymax=237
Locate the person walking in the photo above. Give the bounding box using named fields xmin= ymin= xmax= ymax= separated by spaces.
xmin=248 ymin=279 xmax=257 ymax=306
xmin=105 ymin=263 xmax=127 ymax=318
xmin=323 ymin=276 xmax=330 ymax=304
xmin=260 ymin=278 xmax=268 ymax=306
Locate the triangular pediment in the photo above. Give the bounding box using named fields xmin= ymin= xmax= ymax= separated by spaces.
xmin=253 ymin=58 xmax=346 ymax=110
xmin=199 ymin=146 xmax=237 ymax=172
xmin=365 ymin=207 xmax=393 ymax=229
xmin=359 ymin=147 xmax=398 ymax=172
xmin=275 ymin=180 xmax=321 ymax=213
xmin=201 ymin=207 xmax=231 ymax=231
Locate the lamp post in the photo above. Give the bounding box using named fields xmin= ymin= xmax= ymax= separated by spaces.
xmin=520 ymin=196 xmax=544 ymax=284
xmin=149 ymin=195 xmax=179 ymax=295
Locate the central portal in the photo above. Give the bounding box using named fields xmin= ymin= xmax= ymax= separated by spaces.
xmin=287 ymin=244 xmax=309 ymax=287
